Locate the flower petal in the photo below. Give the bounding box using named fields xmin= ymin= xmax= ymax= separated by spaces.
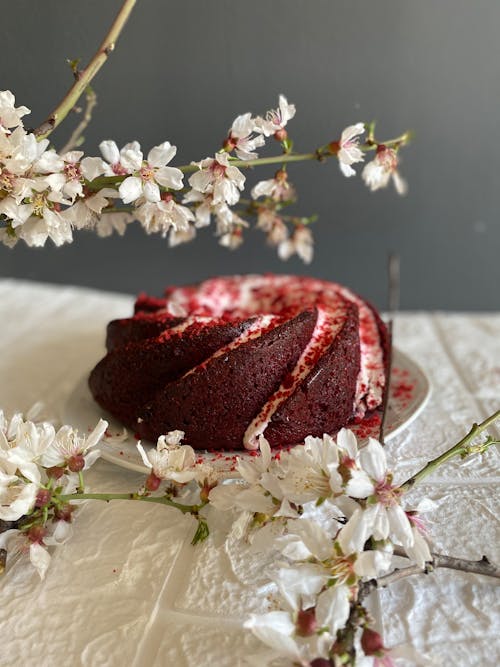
xmin=99 ymin=140 xmax=120 ymax=164
xmin=155 ymin=166 xmax=184 ymax=190
xmin=119 ymin=176 xmax=143 ymax=204
xmin=147 ymin=142 xmax=177 ymax=168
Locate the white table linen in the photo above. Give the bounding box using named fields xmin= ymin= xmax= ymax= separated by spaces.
xmin=0 ymin=279 xmax=498 ymax=667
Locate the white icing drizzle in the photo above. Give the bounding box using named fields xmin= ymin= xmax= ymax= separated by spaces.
xmin=242 ymin=305 xmax=344 ymax=450
xmin=179 ymin=314 xmax=278 ymax=379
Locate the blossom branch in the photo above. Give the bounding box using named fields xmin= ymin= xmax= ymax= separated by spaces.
xmin=391 ymin=546 xmax=500 ymax=579
xmin=33 ymin=0 xmax=136 ymax=139
xmin=399 ymin=409 xmax=500 ymax=491
xmin=60 ymin=86 xmax=98 ymax=153
xmin=58 ymin=491 xmax=205 ymax=515
xmin=85 ymin=131 xmax=412 ymax=191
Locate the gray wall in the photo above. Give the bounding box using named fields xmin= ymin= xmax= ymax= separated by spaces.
xmin=1 ymin=0 xmax=499 ymax=310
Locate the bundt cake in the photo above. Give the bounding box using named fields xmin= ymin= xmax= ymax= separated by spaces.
xmin=89 ymin=275 xmax=390 ymax=450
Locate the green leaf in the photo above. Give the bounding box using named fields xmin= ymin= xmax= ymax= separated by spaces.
xmin=191 ymin=518 xmax=209 ymax=545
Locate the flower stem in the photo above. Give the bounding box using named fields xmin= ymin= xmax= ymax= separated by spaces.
xmin=60 ymin=86 xmax=98 ymax=153
xmin=34 ymin=0 xmax=136 ymax=139
xmin=58 ymin=491 xmax=204 ymax=515
xmin=399 ymin=410 xmax=500 ymax=492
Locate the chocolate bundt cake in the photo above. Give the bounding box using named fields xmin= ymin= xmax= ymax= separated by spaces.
xmin=89 ymin=275 xmax=390 ymax=450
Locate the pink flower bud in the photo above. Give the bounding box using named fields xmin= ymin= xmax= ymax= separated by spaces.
xmin=361 ymin=627 xmax=385 ymax=656
xmin=46 ymin=466 xmax=64 ymax=480
xmin=35 ymin=489 xmax=52 ymax=508
xmin=274 ymin=128 xmax=288 ymax=142
xmin=328 ymin=140 xmax=340 ymax=155
xmin=27 ymin=525 xmax=46 ymax=544
xmin=55 ymin=503 xmax=75 ymax=523
xmin=296 ymin=607 xmax=317 ymax=637
xmin=310 ymin=659 xmax=332 ymax=667
xmin=145 ymin=472 xmax=161 ymax=492
xmin=68 ymin=454 xmax=85 ymax=472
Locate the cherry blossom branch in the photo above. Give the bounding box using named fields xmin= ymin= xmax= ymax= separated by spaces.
xmin=358 ymin=552 xmax=499 ymax=602
xmin=58 ymin=491 xmax=205 ymax=515
xmin=84 ymin=132 xmax=412 ymax=192
xmin=399 ymin=409 xmax=500 ymax=491
xmin=34 ymin=0 xmax=136 ymax=139
xmin=60 ymin=86 xmax=98 ymax=153
xmin=392 ymin=546 xmax=500 ymax=579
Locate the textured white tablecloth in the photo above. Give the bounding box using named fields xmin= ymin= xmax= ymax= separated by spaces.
xmin=0 ymin=279 xmax=499 ymax=667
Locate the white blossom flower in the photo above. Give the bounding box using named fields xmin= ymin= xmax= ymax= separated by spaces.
xmin=1 ymin=417 xmax=55 ymax=468
xmin=38 ymin=151 xmax=106 ymax=203
xmin=255 ymin=95 xmax=296 ymax=137
xmin=0 ymin=126 xmax=48 ymax=177
xmin=182 ymin=188 xmax=213 ymax=227
xmin=0 ymin=529 xmax=51 ymax=579
xmin=0 ymin=461 xmax=39 ymax=521
xmin=62 ymin=187 xmax=120 ymax=230
xmin=136 ymin=431 xmax=198 ymax=483
xmin=135 ymin=197 xmax=194 ymax=237
xmin=0 ymin=227 xmax=18 ymax=247
xmin=256 ymin=208 xmax=288 ymax=246
xmin=41 ymin=419 xmax=107 ymax=470
xmin=336 ymin=122 xmax=365 ymax=177
xmin=209 ymin=436 xmax=282 ymax=515
xmin=188 ymin=152 xmax=245 ymax=206
xmin=337 ymin=439 xmax=415 ymax=553
xmin=18 ymin=206 xmax=73 ymax=247
xmin=251 ymin=172 xmax=295 ymax=202
xmin=362 ymin=147 xmax=407 ymax=195
xmin=118 ymin=141 xmax=184 ymax=204
xmin=245 ymin=583 xmax=350 ymax=664
xmin=169 ymin=224 xmax=196 ymax=247
xmin=278 ymin=225 xmax=313 ymax=264
xmin=226 ymin=112 xmax=265 ymax=160
xmin=336 ymin=428 xmax=375 ymax=499
xmin=404 ymin=525 xmax=432 ymax=568
xmin=219 ymin=227 xmax=244 ymax=249
xmin=99 ymin=140 xmax=141 ymax=176
xmin=276 ymin=435 xmax=342 ymax=504
xmin=0 ymin=90 xmax=30 ymax=133
xmin=0 ymin=518 xmax=73 ymax=580
xmin=95 ymin=211 xmax=133 ymax=237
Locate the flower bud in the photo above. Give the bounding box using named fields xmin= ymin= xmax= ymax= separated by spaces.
xmin=328 ymin=140 xmax=340 ymax=155
xmin=27 ymin=525 xmax=46 ymax=544
xmin=46 ymin=466 xmax=64 ymax=480
xmin=274 ymin=128 xmax=288 ymax=142
xmin=361 ymin=627 xmax=385 ymax=656
xmin=223 ymin=136 xmax=237 ymax=152
xmin=145 ymin=472 xmax=161 ymax=492
xmin=68 ymin=454 xmax=85 ymax=472
xmin=296 ymin=607 xmax=317 ymax=637
xmin=55 ymin=503 xmax=75 ymax=523
xmin=35 ymin=489 xmax=52 ymax=508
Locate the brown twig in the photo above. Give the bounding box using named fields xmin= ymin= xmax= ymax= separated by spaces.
xmin=358 ymin=549 xmax=499 ymax=601
xmin=393 ymin=546 xmax=500 ymax=579
xmin=34 ymin=0 xmax=136 ymax=140
xmin=60 ymin=87 xmax=98 ymax=153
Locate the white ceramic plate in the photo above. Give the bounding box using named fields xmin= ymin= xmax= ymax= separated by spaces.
xmin=63 ymin=348 xmax=430 ymax=476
